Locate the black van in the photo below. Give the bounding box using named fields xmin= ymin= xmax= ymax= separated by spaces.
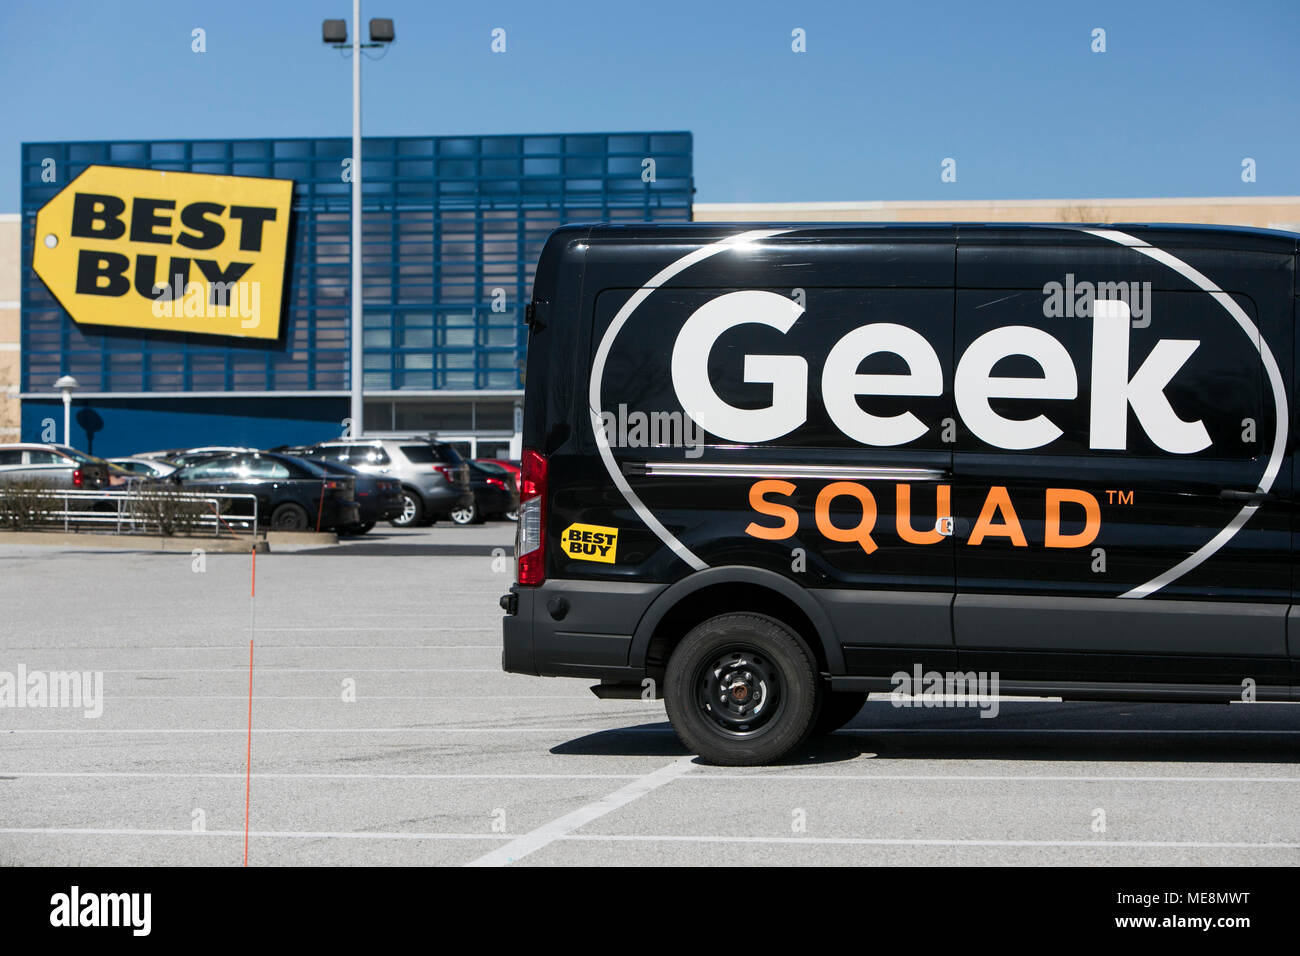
xmin=501 ymin=222 xmax=1299 ymax=765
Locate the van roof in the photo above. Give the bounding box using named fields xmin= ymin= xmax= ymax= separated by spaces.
xmin=563 ymin=221 xmax=1299 ymax=252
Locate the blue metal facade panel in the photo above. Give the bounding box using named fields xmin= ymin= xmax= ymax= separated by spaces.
xmin=20 ymin=133 xmax=694 ymax=395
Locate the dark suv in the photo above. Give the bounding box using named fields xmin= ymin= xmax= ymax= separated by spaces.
xmin=309 ymin=439 xmax=472 ymax=527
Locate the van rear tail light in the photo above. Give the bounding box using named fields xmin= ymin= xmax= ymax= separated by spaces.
xmin=72 ymin=468 xmax=84 ymax=488
xmin=516 ymin=448 xmax=547 ymax=586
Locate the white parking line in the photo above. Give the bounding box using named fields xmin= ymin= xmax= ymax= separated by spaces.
xmin=4 ymin=645 xmax=499 ymax=651
xmin=2 ymin=727 xmax=1293 ymax=735
xmin=0 ymin=771 xmax=641 ymax=780
xmin=559 ymin=834 xmax=1300 ymax=850
xmin=0 ymin=726 xmax=666 ymax=734
xmin=465 ymin=755 xmax=697 ymax=867
xmin=50 ymin=667 xmax=502 ymax=673
xmin=683 ymin=773 xmax=1300 ymax=783
xmin=0 ymin=826 xmax=1295 ymax=852
xmin=253 ymin=627 xmax=498 ymax=632
xmin=75 ymin=695 xmax=596 ymax=701
xmin=1 ymin=770 xmax=1295 ymax=783
xmin=0 ymin=827 xmax=506 ymax=841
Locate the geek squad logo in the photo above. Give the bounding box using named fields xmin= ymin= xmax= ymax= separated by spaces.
xmin=588 ymin=229 xmax=1286 ymax=596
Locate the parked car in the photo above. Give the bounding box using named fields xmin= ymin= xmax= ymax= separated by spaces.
xmin=166 ymin=451 xmax=360 ymax=532
xmin=477 ymin=458 xmax=521 ymax=482
xmin=468 ymin=460 xmax=520 ymax=522
xmin=132 ymin=449 xmax=189 ymax=462
xmin=167 ymin=446 xmax=261 ymax=467
xmin=307 ymin=438 xmax=472 ymax=528
xmin=476 ymin=458 xmax=521 ymax=508
xmin=274 ymin=448 xmax=402 ymax=534
xmin=108 ymin=457 xmax=179 ymax=479
xmin=0 ymin=443 xmax=116 ymax=489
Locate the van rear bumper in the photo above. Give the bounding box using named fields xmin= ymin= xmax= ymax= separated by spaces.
xmin=501 ymin=579 xmax=665 ymax=679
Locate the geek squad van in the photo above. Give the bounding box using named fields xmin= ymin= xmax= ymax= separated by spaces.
xmin=500 ymin=222 xmax=1300 ymax=765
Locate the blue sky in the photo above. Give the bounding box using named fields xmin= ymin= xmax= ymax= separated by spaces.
xmin=2 ymin=0 xmax=1298 ymax=210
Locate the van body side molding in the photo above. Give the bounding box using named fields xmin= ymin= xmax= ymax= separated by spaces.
xmin=635 ymin=461 xmax=948 ymax=481
xmin=828 ymin=676 xmax=1296 ymax=703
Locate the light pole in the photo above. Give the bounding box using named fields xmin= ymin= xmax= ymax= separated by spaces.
xmin=53 ymin=375 xmax=79 ymax=446
xmin=323 ymin=10 xmax=395 ymax=439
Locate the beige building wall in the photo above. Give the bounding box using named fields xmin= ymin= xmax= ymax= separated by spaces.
xmin=0 ymin=214 xmax=19 ymax=441
xmin=693 ymin=196 xmax=1300 ymax=233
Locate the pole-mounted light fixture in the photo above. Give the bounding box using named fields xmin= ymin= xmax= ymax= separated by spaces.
xmin=322 ymin=6 xmax=395 ymax=439
xmin=54 ymin=374 xmax=79 ymax=446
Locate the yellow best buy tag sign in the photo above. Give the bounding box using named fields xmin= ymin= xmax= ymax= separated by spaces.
xmin=560 ymin=523 xmax=619 ymax=563
xmin=32 ymin=165 xmax=294 ymax=340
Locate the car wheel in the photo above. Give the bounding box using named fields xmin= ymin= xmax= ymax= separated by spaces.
xmin=505 ymin=509 xmax=519 ymax=522
xmin=664 ymin=613 xmax=819 ymax=766
xmin=449 ymin=501 xmax=478 ymax=525
xmin=270 ymin=503 xmax=310 ymax=532
xmin=811 ymin=689 xmax=869 ymax=735
xmin=390 ymin=490 xmax=424 ymax=527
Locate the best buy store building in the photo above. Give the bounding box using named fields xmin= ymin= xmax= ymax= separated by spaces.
xmin=8 ymin=136 xmax=1299 ymax=460
xmin=14 ymin=133 xmax=694 ymax=458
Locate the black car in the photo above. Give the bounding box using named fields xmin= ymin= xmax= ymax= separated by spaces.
xmin=452 ymin=460 xmax=520 ymax=525
xmin=168 ymin=451 xmax=360 ymax=532
xmin=279 ymin=451 xmax=403 ymax=534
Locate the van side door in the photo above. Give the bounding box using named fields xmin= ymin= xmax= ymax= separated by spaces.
xmin=584 ymin=231 xmax=959 ymax=663
xmin=952 ymin=228 xmax=1293 ymax=689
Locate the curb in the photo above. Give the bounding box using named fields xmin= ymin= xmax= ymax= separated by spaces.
xmin=0 ymin=530 xmax=266 ymax=552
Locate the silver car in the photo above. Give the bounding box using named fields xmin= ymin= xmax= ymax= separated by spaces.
xmin=309 ymin=438 xmax=471 ymax=527
xmin=108 ymin=457 xmax=179 ymax=479
xmin=0 ymin=443 xmax=117 ymax=488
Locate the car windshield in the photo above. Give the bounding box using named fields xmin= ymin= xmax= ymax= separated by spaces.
xmin=282 ymin=455 xmax=328 ymax=477
xmin=51 ymin=445 xmax=95 ymax=463
xmin=296 ymin=456 xmax=355 ymax=476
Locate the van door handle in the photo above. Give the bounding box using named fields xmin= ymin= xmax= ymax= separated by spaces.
xmin=1220 ymin=489 xmax=1279 ymax=504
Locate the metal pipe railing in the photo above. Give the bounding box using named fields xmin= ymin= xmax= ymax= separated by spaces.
xmin=0 ymin=488 xmax=260 ymax=539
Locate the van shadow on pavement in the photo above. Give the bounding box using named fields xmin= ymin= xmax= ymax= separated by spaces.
xmin=550 ymin=701 xmax=1300 ymax=766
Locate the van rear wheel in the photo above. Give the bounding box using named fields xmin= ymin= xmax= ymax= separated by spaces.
xmin=664 ymin=613 xmax=819 ymax=766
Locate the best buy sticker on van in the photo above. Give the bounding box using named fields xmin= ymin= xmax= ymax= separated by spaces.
xmin=32 ymin=165 xmax=294 ymax=340
xmin=561 ymin=523 xmax=619 ymax=563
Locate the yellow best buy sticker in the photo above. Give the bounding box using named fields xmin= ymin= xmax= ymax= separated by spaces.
xmin=561 ymin=523 xmax=619 ymax=563
xmin=32 ymin=164 xmax=294 ymax=340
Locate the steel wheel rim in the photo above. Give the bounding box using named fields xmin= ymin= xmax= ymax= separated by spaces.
xmin=694 ymin=644 xmax=784 ymax=737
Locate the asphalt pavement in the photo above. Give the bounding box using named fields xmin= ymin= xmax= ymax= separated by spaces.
xmin=0 ymin=522 xmax=1297 ymax=866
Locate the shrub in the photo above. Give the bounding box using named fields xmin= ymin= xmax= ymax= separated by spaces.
xmin=0 ymin=477 xmax=59 ymax=531
xmin=127 ymin=487 xmax=214 ymax=536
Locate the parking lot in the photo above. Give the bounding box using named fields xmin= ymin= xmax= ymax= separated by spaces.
xmin=0 ymin=522 xmax=1297 ymax=867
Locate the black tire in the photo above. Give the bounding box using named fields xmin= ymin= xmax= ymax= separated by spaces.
xmin=340 ymin=521 xmax=375 ymax=535
xmin=449 ymin=500 xmax=479 ymax=525
xmin=390 ymin=489 xmax=424 ymax=527
xmin=270 ymin=502 xmax=309 ymax=532
xmin=664 ymin=613 xmax=820 ymax=766
xmin=812 ymin=689 xmax=869 ymax=735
